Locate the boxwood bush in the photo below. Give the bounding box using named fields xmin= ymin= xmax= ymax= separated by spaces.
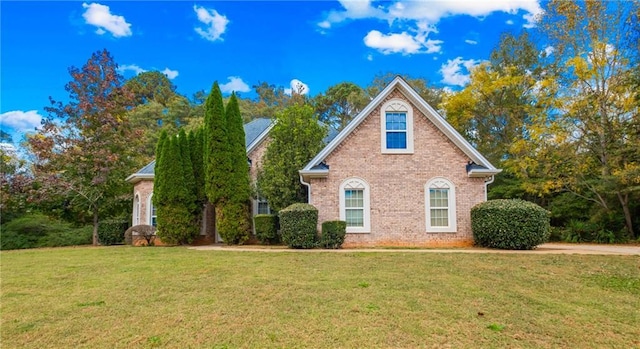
xmin=279 ymin=203 xmax=318 ymax=249
xmin=320 ymin=220 xmax=347 ymax=249
xmin=97 ymin=219 xmax=128 ymax=245
xmin=471 ymin=199 xmax=550 ymax=250
xmin=254 ymin=214 xmax=279 ymax=244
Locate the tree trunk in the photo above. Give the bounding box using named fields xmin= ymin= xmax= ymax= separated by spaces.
xmin=617 ymin=192 xmax=635 ymax=239
xmin=92 ymin=208 xmax=99 ymax=246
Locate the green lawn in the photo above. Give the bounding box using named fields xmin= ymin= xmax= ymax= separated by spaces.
xmin=1 ymin=247 xmax=638 ymax=348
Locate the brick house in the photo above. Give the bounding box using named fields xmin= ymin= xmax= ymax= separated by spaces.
xmin=125 ymin=117 xmax=275 ymax=242
xmin=126 ymin=76 xmax=500 ymax=247
xmin=299 ymin=76 xmax=500 ymax=247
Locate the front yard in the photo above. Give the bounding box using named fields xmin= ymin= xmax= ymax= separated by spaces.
xmin=1 ymin=246 xmax=638 ymax=348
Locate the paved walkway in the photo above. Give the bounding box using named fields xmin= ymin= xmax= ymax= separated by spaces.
xmin=190 ymin=243 xmax=640 ymax=255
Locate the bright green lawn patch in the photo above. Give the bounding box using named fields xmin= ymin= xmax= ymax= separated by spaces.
xmin=1 ymin=247 xmax=638 ymax=348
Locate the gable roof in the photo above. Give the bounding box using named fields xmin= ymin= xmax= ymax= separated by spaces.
xmin=126 ymin=117 xmax=275 ymax=184
xmin=300 ymin=76 xmax=501 ymax=179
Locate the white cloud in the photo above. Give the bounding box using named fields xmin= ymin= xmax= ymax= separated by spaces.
xmin=82 ymin=3 xmax=132 ymax=37
xmin=543 ymin=46 xmax=555 ymax=57
xmin=439 ymin=57 xmax=481 ymax=86
xmin=367 ymin=54 xmax=373 ymax=61
xmin=161 ymin=68 xmax=179 ymax=80
xmin=364 ymin=30 xmax=421 ymax=55
xmin=118 ymin=64 xmax=146 ymax=75
xmin=0 ymin=110 xmax=43 ymax=132
xmin=321 ymin=0 xmax=542 ymax=27
xmin=465 ymin=39 xmax=478 ymax=45
xmin=363 ymin=21 xmax=443 ymax=55
xmin=220 ymin=76 xmax=250 ymax=93
xmin=284 ymin=79 xmax=309 ymax=96
xmin=193 ymin=5 xmax=229 ymax=42
xmin=506 ymin=19 xmax=514 ymax=25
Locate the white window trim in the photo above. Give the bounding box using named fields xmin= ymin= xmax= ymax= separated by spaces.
xmin=133 ymin=193 xmax=141 ymax=226
xmin=147 ymin=194 xmax=157 ymax=227
xmin=252 ymin=197 xmax=271 ymax=216
xmin=380 ymin=99 xmax=414 ymax=154
xmin=425 ymin=177 xmax=457 ymax=233
xmin=339 ymin=177 xmax=371 ymax=233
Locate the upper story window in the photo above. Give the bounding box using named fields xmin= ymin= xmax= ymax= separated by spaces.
xmin=380 ymin=99 xmax=414 ymax=154
xmin=339 ymin=178 xmax=371 ymax=233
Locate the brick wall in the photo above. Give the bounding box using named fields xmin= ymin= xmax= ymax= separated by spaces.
xmin=309 ymin=88 xmax=487 ymax=247
xmin=132 ymin=180 xmax=154 ymax=226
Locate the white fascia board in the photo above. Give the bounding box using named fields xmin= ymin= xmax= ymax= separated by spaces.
xmin=299 ymin=169 xmax=329 ymax=180
xmin=468 ymin=168 xmax=502 ymax=177
xmin=125 ymin=173 xmax=154 ymax=184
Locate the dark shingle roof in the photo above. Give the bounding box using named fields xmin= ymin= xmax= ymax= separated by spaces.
xmin=130 ymin=118 xmax=273 ymax=177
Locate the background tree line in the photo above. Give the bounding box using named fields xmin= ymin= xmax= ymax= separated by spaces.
xmin=1 ymin=0 xmax=637 ymax=247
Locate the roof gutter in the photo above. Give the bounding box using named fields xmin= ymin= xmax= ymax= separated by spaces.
xmin=299 ymin=174 xmax=312 ymax=204
xmin=484 ymin=175 xmax=495 ymax=201
xmin=125 ymin=173 xmax=154 ymax=184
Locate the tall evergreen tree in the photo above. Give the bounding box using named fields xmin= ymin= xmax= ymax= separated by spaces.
xmin=203 ymin=82 xmax=230 ymax=206
xmin=217 ymin=93 xmax=252 ymax=244
xmin=178 ymin=128 xmax=196 ymax=213
xmin=189 ymin=128 xmax=206 ymax=207
xmin=153 ymin=130 xmax=168 ymax=206
xmin=155 ymin=136 xmax=199 ymax=244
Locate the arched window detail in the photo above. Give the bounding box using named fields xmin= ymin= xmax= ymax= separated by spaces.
xmin=380 ymin=99 xmax=414 ymax=154
xmin=133 ymin=194 xmax=141 ymax=226
xmin=425 ymin=178 xmax=457 ymax=233
xmin=339 ymin=178 xmax=371 ymax=233
xmin=147 ymin=194 xmax=157 ymax=227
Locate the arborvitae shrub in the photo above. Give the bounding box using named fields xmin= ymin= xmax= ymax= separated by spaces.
xmin=471 ymin=199 xmax=550 ymax=250
xmin=320 ymin=220 xmax=347 ymax=249
xmin=279 ymin=203 xmax=318 ymax=249
xmin=254 ymin=214 xmax=279 ymax=244
xmin=217 ymin=201 xmax=251 ymax=245
xmin=97 ymin=219 xmax=127 ymax=245
xmin=156 ymin=205 xmax=198 ymax=245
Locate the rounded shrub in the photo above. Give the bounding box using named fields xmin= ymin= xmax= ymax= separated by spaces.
xmin=471 ymin=199 xmax=550 ymax=250
xmin=97 ymin=219 xmax=128 ymax=245
xmin=320 ymin=220 xmax=347 ymax=249
xmin=254 ymin=214 xmax=279 ymax=244
xmin=0 ymin=213 xmax=92 ymax=250
xmin=279 ymin=203 xmax=318 ymax=249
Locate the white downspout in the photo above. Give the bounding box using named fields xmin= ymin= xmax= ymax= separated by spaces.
xmin=484 ymin=175 xmax=495 ymax=201
xmin=299 ymin=174 xmax=312 ymax=204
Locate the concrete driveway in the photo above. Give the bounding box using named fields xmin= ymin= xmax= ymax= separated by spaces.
xmin=190 ymin=243 xmax=640 ymax=255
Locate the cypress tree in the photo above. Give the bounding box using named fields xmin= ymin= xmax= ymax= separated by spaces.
xmin=203 ymin=82 xmax=230 ymax=206
xmin=153 ymin=130 xmax=168 ymax=206
xmin=155 ymin=136 xmax=198 ymax=244
xmin=217 ymin=93 xmax=251 ymax=244
xmin=178 ymin=128 xmax=196 ymax=213
xmin=189 ymin=128 xmax=206 ymax=206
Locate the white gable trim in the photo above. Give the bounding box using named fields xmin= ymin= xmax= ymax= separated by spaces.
xmin=300 ymin=76 xmax=500 ymax=178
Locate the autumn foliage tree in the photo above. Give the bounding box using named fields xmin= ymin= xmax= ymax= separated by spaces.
xmin=28 ymin=49 xmax=139 ymax=245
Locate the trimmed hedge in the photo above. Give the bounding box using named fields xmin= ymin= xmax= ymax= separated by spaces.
xmin=97 ymin=219 xmax=128 ymax=245
xmin=320 ymin=220 xmax=346 ymax=249
xmin=254 ymin=214 xmax=279 ymax=244
xmin=471 ymin=199 xmax=550 ymax=250
xmin=279 ymin=203 xmax=318 ymax=249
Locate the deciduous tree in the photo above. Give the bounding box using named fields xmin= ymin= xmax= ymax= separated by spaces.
xmin=27 ymin=49 xmax=139 ymax=245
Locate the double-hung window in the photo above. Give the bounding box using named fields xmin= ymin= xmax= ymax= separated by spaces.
xmin=380 ymin=99 xmax=414 ymax=153
xmin=425 ymin=178 xmax=457 ymax=233
xmin=339 ymin=178 xmax=371 ymax=233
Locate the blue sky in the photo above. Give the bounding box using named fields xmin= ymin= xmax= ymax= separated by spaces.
xmin=0 ymin=0 xmax=544 ymax=145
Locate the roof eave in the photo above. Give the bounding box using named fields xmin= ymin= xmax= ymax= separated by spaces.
xmin=125 ymin=173 xmax=155 ymax=184
xmin=467 ymin=169 xmax=502 ymax=178
xmin=299 ymin=169 xmax=329 ymax=180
